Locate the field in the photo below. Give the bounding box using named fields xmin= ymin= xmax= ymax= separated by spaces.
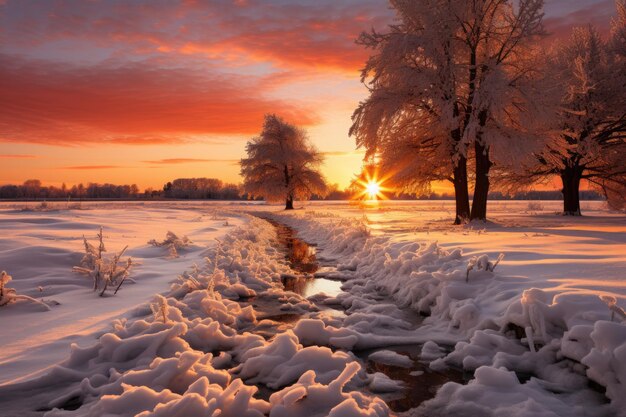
xmin=0 ymin=200 xmax=624 ymax=417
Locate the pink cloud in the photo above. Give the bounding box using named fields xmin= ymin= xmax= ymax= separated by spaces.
xmin=0 ymin=55 xmax=318 ymax=146
xmin=142 ymin=158 xmax=238 ymax=164
xmin=0 ymin=154 xmax=37 ymax=158
xmin=544 ymin=0 xmax=616 ymax=39
xmin=59 ymin=165 xmax=123 ymax=170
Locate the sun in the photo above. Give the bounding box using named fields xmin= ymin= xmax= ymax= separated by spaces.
xmin=351 ymin=162 xmax=391 ymax=202
xmin=357 ymin=175 xmax=387 ymax=201
xmin=366 ymin=181 xmax=381 ymax=199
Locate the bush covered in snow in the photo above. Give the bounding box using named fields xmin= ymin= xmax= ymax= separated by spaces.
xmin=72 ymin=227 xmax=133 ymax=296
xmin=0 ymin=270 xmax=50 ymax=310
xmin=0 ymin=270 xmax=15 ymax=307
xmin=148 ymin=231 xmax=192 ymax=258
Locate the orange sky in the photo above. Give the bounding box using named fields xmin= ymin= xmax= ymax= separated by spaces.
xmin=0 ymin=0 xmax=617 ymax=192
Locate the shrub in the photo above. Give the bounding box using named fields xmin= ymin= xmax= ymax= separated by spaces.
xmin=526 ymin=201 xmax=544 ymax=212
xmin=148 ymin=231 xmax=192 ymax=258
xmin=73 ymin=227 xmax=133 ymax=296
xmin=0 ymin=271 xmax=51 ymax=310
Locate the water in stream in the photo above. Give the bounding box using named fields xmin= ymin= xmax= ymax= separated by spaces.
xmin=266 ymin=217 xmax=344 ymax=298
xmin=259 ymin=216 xmax=465 ymax=413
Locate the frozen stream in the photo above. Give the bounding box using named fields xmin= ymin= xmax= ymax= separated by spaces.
xmin=257 ymin=217 xmax=467 ymax=413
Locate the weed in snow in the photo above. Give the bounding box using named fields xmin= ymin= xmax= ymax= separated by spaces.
xmin=600 ymin=295 xmax=626 ymax=322
xmin=151 ymin=294 xmax=170 ymax=324
xmin=0 ymin=271 xmax=51 ymax=310
xmin=526 ymin=201 xmax=544 ymax=212
xmin=73 ymin=227 xmax=133 ymax=296
xmin=466 ymin=253 xmax=505 ymax=282
xmin=148 ymin=231 xmax=192 ymax=258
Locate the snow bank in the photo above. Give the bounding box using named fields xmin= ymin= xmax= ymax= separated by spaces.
xmin=1 ymin=214 xmax=390 ymax=417
xmin=268 ymin=210 xmax=626 ymax=415
xmin=368 ymin=350 xmax=413 ymax=368
xmin=269 ymin=362 xmax=389 ymax=417
xmin=233 ymin=330 xmax=361 ymax=388
xmin=410 ymin=365 xmax=611 ymax=417
xmin=0 ymin=205 xmax=248 ymax=385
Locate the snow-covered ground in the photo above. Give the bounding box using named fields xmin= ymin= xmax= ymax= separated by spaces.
xmin=0 ymin=200 xmax=624 ymax=417
xmin=0 ymin=202 xmax=246 ymax=385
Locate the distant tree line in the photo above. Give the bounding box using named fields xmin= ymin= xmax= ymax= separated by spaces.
xmin=0 ymin=179 xmax=140 ymax=199
xmin=161 ymin=178 xmax=244 ymax=200
xmin=0 ymin=178 xmax=605 ymax=201
xmin=0 ymin=178 xmax=249 ymax=200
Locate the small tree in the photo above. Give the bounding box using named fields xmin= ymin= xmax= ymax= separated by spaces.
xmin=240 ymin=114 xmax=327 ymax=209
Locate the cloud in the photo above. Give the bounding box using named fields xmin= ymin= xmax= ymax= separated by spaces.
xmin=58 ymin=165 xmax=123 ymax=170
xmin=5 ymin=0 xmax=612 ymax=153
xmin=0 ymin=1 xmax=390 ymax=149
xmin=544 ymin=0 xmax=615 ymax=39
xmin=1 ymin=0 xmax=391 ymax=73
xmin=142 ymin=158 xmax=238 ymax=164
xmin=2 ymin=0 xmax=615 ymax=76
xmin=0 ymin=55 xmax=318 ymax=146
xmin=0 ymin=154 xmax=37 ymax=158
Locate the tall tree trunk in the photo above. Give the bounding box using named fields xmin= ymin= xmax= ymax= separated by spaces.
xmin=450 ymin=108 xmax=470 ymax=225
xmin=561 ymin=166 xmax=582 ymax=216
xmin=453 ymin=156 xmax=471 ymax=225
xmin=470 ymin=142 xmax=492 ymax=221
xmin=285 ymin=195 xmax=294 ymax=210
xmin=283 ymin=164 xmax=294 ymax=210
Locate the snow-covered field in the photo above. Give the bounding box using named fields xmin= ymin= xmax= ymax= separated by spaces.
xmin=0 ymin=200 xmax=624 ymax=417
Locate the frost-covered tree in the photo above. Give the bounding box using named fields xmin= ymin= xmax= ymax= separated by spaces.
xmin=520 ymin=16 xmax=626 ymax=215
xmin=351 ymin=0 xmax=471 ymax=224
xmin=351 ymin=0 xmax=546 ymax=223
xmin=240 ymin=115 xmax=327 ymax=209
xmin=459 ymin=0 xmax=546 ymax=221
xmin=589 ymin=1 xmax=626 ymax=212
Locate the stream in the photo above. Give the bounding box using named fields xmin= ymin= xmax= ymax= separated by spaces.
xmin=256 ymin=216 xmax=468 ymax=413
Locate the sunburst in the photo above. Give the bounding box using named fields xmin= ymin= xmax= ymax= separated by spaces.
xmin=354 ymin=168 xmax=389 ymax=201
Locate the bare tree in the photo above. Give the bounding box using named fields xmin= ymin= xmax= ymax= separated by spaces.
xmin=240 ymin=114 xmax=327 ymax=209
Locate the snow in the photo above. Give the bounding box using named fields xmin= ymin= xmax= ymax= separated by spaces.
xmin=411 ymin=365 xmax=610 ymax=417
xmin=259 ymin=200 xmax=626 ymax=416
xmin=367 ymin=372 xmax=404 ymax=393
xmin=0 ymin=203 xmax=245 ymax=385
xmin=0 ymin=200 xmax=624 ymax=417
xmin=367 ymin=350 xmax=413 ymax=368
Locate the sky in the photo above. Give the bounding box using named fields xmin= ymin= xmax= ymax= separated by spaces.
xmin=0 ymin=0 xmax=618 ymax=191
